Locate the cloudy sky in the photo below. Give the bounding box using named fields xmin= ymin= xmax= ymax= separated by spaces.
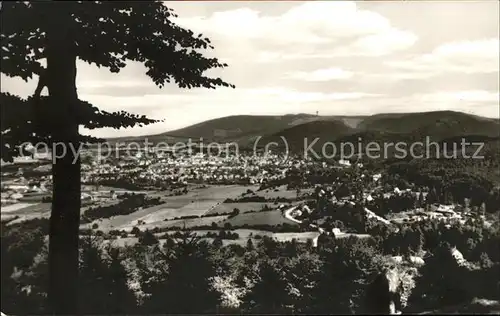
xmin=1 ymin=1 xmax=499 ymax=138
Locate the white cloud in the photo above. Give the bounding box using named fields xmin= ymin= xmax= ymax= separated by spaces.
xmin=174 ymin=1 xmax=417 ymax=60
xmin=79 ymin=87 xmax=380 ymax=110
xmin=251 ymin=88 xmax=380 ymax=102
xmin=387 ymin=38 xmax=499 ymax=75
xmin=433 ymin=39 xmax=498 ymax=60
xmin=365 ymin=72 xmax=436 ymax=81
xmin=174 ymin=8 xmax=331 ymax=45
xmin=419 ymin=90 xmax=499 ymax=104
xmin=345 ymin=29 xmax=418 ymax=56
xmin=285 ymin=68 xmax=354 ymax=81
xmin=76 ymin=80 xmax=154 ymax=89
xmin=277 ymin=2 xmax=391 ymax=38
xmin=245 ymin=29 xmax=416 ymax=62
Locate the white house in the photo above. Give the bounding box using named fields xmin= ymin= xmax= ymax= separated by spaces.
xmin=332 ymin=228 xmax=342 ymax=235
xmin=7 ymin=185 xmax=29 ymax=192
xmin=81 ymin=193 xmax=94 ymax=201
xmin=302 ymin=205 xmax=312 ymax=214
xmin=9 ymin=193 xmax=23 ymax=200
xmin=338 ymin=159 xmax=351 ymax=167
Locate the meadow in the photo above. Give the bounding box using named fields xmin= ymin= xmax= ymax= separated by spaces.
xmin=92 ymin=185 xmax=255 ymax=231
xmin=106 ymin=229 xmax=320 ymax=248
xmin=221 ymin=209 xmax=298 ymax=227
xmin=205 ymin=202 xmax=276 ymax=215
xmin=257 ymin=185 xmax=313 ymax=199
xmin=1 ymin=202 xmax=52 ymax=224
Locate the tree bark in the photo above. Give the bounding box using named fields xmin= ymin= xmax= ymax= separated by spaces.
xmin=46 ymin=7 xmax=81 ymax=315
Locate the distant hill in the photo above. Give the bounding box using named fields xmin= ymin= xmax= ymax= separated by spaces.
xmin=106 ymin=111 xmax=499 ymax=151
xmin=358 ymin=111 xmax=499 ymax=139
xmin=260 ymin=120 xmax=355 ymax=151
xmin=160 ymin=114 xmax=370 ymax=143
xmin=108 ymin=114 xmax=314 ymax=145
xmin=107 ymin=114 xmax=366 ymax=146
xmin=167 ymin=114 xmax=317 ymax=144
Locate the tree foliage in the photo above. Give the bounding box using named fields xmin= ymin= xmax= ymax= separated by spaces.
xmin=2 ymin=2 xmax=234 ymax=314
xmin=1 ymin=1 xmax=234 ymax=160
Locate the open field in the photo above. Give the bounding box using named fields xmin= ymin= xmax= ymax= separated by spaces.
xmin=221 ymin=209 xmax=298 ymax=227
xmin=1 ymin=202 xmax=51 ymax=216
xmin=1 ymin=203 xmax=39 ymax=213
xmin=1 ymin=185 xmax=303 ymax=233
xmin=3 ymin=214 xmax=49 ymax=225
xmin=254 ymin=185 xmax=314 ymax=200
xmin=1 ymin=202 xmax=52 ymax=225
xmin=82 ymin=199 xmax=122 ymax=211
xmin=0 ymin=157 xmax=46 ymax=167
xmin=0 ymin=201 xmax=120 ymax=224
xmin=274 ymin=231 xmax=319 ymax=242
xmin=335 ymin=232 xmax=372 ymax=239
xmin=90 ymin=185 xmax=256 ymax=231
xmin=255 ymin=185 xmax=298 ymax=199
xmin=158 ymin=229 xmax=274 ymax=239
xmin=208 ymin=229 xmax=319 ymax=242
xmin=106 ymin=229 xmax=320 ymax=248
xmin=2 ymin=185 xmax=255 ymax=229
xmin=81 ymin=185 xmax=152 ymax=195
xmin=111 ymin=215 xmax=230 ymax=232
xmin=205 ymin=202 xmax=276 ymax=215
xmin=186 ymin=184 xmax=259 ymax=199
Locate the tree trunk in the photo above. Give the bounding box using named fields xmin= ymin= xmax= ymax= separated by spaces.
xmin=46 ymin=7 xmax=81 ymax=315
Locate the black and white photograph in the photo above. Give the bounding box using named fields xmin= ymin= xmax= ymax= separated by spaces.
xmin=1 ymin=1 xmax=499 ymax=315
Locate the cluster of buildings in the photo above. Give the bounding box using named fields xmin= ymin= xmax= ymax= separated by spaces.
xmin=0 ymin=165 xmax=120 ymax=209
xmin=293 ymin=165 xmax=482 ymax=231
xmin=388 ymin=204 xmax=480 ymax=226
xmin=1 ymin=175 xmax=52 ymax=206
xmin=81 ymin=152 xmax=315 ymax=187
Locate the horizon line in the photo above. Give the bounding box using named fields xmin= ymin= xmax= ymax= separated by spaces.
xmin=101 ymin=109 xmax=499 ymax=140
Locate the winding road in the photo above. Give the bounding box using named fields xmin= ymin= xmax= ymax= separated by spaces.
xmin=283 ymin=202 xmax=387 ymax=246
xmin=283 ymin=206 xmax=324 ymax=247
